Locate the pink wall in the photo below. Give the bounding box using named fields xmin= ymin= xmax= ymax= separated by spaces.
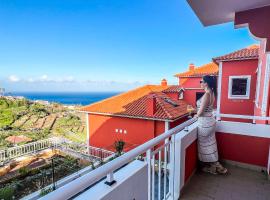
xmin=216 ymin=132 xmax=270 ymax=167
xmin=88 ymin=114 xmax=165 ymax=152
xmin=170 ymin=116 xmax=188 ymax=129
xmin=182 ymin=89 xmax=203 ymax=108
xmin=220 ymin=60 xmax=258 ymax=122
xmin=179 ymin=77 xmax=204 ymax=108
xmin=181 ymin=77 xmax=201 ymax=88
xmin=184 ymin=140 xmax=197 ymax=182
xmin=235 ymin=5 xmax=270 ymax=52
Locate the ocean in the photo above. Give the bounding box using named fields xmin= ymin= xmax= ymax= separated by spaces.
xmin=10 ymin=92 xmax=120 ymax=106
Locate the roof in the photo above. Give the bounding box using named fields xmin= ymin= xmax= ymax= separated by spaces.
xmin=174 ymin=62 xmax=218 ymax=78
xmin=213 ymin=44 xmax=259 ymax=63
xmin=186 ymin=0 xmax=270 ymax=26
xmin=5 ymin=135 xmax=32 ymax=144
xmin=81 ymin=85 xmax=190 ymax=121
xmin=162 ymin=85 xmax=184 ymax=93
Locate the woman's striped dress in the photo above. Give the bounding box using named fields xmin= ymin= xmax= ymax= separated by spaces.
xmin=196 ymin=97 xmax=219 ymax=162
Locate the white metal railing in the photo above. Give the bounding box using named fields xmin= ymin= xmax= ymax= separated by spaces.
xmin=39 ymin=118 xmax=197 ymax=200
xmin=0 ymin=138 xmax=56 ymax=164
xmin=217 ymin=113 xmax=270 ymax=122
xmin=0 ymin=138 xmax=114 ymax=165
xmin=58 ymin=142 xmax=114 ymax=161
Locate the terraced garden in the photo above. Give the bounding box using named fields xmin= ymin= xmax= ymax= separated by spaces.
xmin=0 ymin=150 xmax=90 ymax=200
xmin=0 ymin=97 xmax=86 ymax=149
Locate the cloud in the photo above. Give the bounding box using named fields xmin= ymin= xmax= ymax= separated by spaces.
xmin=40 ymin=74 xmax=50 ymax=82
xmin=58 ymin=76 xmax=75 ymax=82
xmin=4 ymin=75 xmax=148 ymax=92
xmin=10 ymin=75 xmax=76 ymax=83
xmin=8 ymin=75 xmax=20 ymax=82
xmin=27 ymin=78 xmax=34 ymax=83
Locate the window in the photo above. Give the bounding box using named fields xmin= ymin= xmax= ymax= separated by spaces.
xmin=228 ymin=76 xmax=251 ymax=99
xmin=163 ymin=97 xmax=178 ymax=107
xmin=178 ymin=90 xmax=184 ymax=100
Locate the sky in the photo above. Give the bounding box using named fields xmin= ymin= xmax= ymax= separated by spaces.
xmin=0 ymin=0 xmax=257 ymax=92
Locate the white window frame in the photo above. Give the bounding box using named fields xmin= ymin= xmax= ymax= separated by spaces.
xmin=178 ymin=90 xmax=184 ymax=100
xmin=228 ymin=75 xmax=251 ymax=99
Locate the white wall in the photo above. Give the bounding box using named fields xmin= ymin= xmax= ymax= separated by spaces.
xmin=174 ymin=122 xmax=198 ymax=198
xmin=74 ymin=160 xmax=148 ymax=200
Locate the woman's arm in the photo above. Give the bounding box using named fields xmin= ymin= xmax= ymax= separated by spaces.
xmin=195 ymin=93 xmax=210 ymax=117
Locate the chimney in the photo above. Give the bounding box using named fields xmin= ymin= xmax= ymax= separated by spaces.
xmin=147 ymin=93 xmax=156 ymax=116
xmin=189 ymin=63 xmax=195 ymax=71
xmin=161 ymin=78 xmax=167 ymax=86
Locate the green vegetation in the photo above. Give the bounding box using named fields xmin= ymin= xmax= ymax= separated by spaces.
xmin=0 ymin=97 xmax=86 ymax=149
xmin=18 ymin=166 xmax=30 ymax=176
xmin=30 ymin=103 xmax=49 ymax=117
xmin=40 ymin=187 xmax=53 ymax=197
xmin=0 ymin=185 xmax=14 ymax=200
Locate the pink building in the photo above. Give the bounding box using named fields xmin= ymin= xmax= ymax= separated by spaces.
xmin=174 ymin=62 xmax=218 ymax=107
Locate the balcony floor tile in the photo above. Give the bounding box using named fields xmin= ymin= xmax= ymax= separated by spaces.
xmin=181 ymin=164 xmax=270 ymax=200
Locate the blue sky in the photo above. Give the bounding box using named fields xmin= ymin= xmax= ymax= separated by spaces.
xmin=0 ymin=0 xmax=257 ymax=92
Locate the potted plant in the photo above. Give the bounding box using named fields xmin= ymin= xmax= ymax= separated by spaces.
xmin=114 ymin=139 xmax=125 ymax=156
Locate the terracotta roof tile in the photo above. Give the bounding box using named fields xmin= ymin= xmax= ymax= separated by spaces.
xmin=81 ymin=85 xmax=189 ymax=121
xmin=174 ymin=62 xmax=218 ymax=78
xmin=5 ymin=135 xmax=32 ymax=144
xmin=162 ymin=85 xmax=184 ymax=93
xmin=213 ymin=44 xmax=259 ymax=62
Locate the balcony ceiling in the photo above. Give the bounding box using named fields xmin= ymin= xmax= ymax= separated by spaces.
xmin=186 ymin=0 xmax=270 ymax=26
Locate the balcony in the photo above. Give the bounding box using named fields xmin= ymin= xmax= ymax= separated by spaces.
xmin=181 ymin=164 xmax=270 ymax=200
xmin=38 ymin=117 xmax=270 ymax=200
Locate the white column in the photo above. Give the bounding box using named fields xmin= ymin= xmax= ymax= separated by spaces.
xmin=86 ymin=113 xmax=90 ymax=152
xmin=146 ymin=149 xmax=152 ymax=200
xmin=169 ymin=135 xmax=175 ymax=199
xmin=217 ymin=62 xmax=223 ymax=120
xmin=261 ymin=53 xmax=270 ymax=116
xmin=267 ymin=145 xmax=270 ymax=179
xmin=165 ymin=121 xmax=170 ymax=131
xmin=255 ymin=60 xmax=262 ymax=108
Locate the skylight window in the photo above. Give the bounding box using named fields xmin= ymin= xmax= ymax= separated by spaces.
xmin=163 ymin=98 xmax=178 ymax=107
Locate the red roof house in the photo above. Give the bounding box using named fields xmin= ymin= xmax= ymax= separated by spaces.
xmin=174 ymin=62 xmax=218 ymax=107
xmin=5 ymin=135 xmax=32 ymax=144
xmin=81 ymin=81 xmax=190 ymax=152
xmin=213 ymin=44 xmax=261 ymax=123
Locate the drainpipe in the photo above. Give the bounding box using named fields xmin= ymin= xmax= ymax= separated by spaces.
xmin=86 ymin=113 xmax=90 ymax=152
xmin=216 ymin=62 xmax=223 ymax=121
xmin=266 ymin=54 xmax=270 ymax=124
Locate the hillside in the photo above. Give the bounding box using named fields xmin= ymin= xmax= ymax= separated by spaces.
xmin=0 ymin=97 xmax=86 ymax=149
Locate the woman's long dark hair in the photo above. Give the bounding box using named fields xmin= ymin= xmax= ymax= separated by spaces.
xmin=202 ymin=75 xmax=217 ymax=97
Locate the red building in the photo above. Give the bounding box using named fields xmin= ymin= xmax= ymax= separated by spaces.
xmin=174 ymin=62 xmax=218 ymax=107
xmin=81 ymin=81 xmax=190 ymax=152
xmin=213 ymin=44 xmax=260 ymax=123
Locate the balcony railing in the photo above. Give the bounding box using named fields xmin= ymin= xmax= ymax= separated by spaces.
xmin=0 ymin=138 xmax=56 ymax=164
xmin=36 ymin=115 xmax=270 ymax=200
xmin=0 ymin=137 xmax=114 ymax=165
xmin=39 ymin=118 xmax=198 ymax=200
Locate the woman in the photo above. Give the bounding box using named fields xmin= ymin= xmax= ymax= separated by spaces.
xmin=194 ymin=75 xmax=227 ymax=175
